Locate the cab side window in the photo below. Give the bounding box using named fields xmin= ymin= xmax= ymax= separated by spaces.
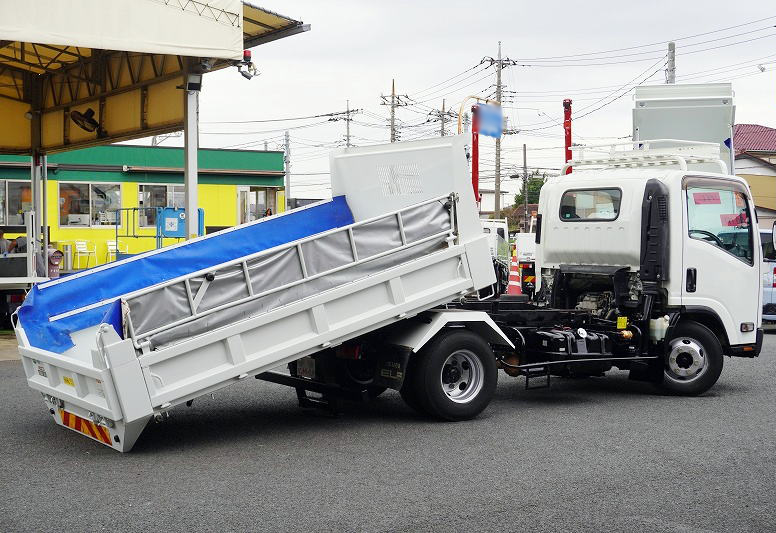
xmin=559 ymin=189 xmax=621 ymax=221
xmin=686 ymin=186 xmax=753 ymax=265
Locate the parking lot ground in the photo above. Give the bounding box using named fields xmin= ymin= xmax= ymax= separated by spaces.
xmin=1 ymin=335 xmax=775 ymax=532
xmin=0 ymin=334 xmax=18 ymax=361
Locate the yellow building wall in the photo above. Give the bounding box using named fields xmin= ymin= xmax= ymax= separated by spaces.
xmin=42 ymin=181 xmax=239 ymax=268
xmin=739 ymin=173 xmax=776 ymax=211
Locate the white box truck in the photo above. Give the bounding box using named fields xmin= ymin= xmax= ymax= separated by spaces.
xmin=14 ymin=137 xmax=762 ymax=451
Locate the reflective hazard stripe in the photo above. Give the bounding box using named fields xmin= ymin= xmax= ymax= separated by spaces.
xmin=523 ymin=276 xmax=536 ymax=283
xmin=60 ymin=409 xmax=112 ymax=445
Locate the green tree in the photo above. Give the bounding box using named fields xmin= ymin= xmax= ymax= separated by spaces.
xmin=514 ymin=174 xmax=545 ymax=206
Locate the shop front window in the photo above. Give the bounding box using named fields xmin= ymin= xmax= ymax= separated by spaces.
xmin=58 ymin=183 xmax=122 ymax=227
xmin=91 ymin=184 xmax=121 ymax=226
xmin=0 ymin=179 xmax=6 ymax=225
xmin=59 ymin=183 xmax=90 ymax=226
xmin=8 ymin=181 xmax=32 ymax=226
xmin=139 ymin=184 xmax=184 ymax=226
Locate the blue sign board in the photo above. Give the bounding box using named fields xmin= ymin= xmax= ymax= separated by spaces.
xmin=156 ymin=207 xmax=205 ymax=239
xmin=478 ymin=104 xmax=503 ymax=139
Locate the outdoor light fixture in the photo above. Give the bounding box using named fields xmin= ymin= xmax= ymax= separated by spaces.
xmin=185 ymin=73 xmax=203 ymax=91
xmin=235 ymin=49 xmax=258 ymax=80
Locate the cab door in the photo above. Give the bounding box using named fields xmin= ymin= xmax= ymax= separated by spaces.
xmin=682 ymin=178 xmax=760 ymax=346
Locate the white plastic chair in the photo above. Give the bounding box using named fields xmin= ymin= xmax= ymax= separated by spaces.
xmin=73 ymin=240 xmax=96 ymax=268
xmin=106 ymin=240 xmax=128 ymax=262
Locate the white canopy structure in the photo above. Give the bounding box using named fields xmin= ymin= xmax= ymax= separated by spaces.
xmin=0 ymin=1 xmax=309 ymax=285
xmin=0 ymin=0 xmax=245 ymax=60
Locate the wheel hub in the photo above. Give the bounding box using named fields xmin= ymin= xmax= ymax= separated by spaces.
xmin=666 ymin=337 xmax=707 ymax=381
xmin=440 ymin=349 xmax=484 ymax=404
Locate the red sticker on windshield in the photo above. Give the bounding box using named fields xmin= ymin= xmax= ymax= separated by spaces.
xmin=693 ymin=192 xmax=721 ymax=204
xmin=720 ymin=213 xmax=748 ymax=226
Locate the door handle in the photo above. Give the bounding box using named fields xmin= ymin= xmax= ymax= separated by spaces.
xmin=686 ymin=268 xmax=697 ymax=293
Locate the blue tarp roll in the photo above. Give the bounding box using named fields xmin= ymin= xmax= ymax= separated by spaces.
xmin=18 ymin=197 xmax=354 ymax=353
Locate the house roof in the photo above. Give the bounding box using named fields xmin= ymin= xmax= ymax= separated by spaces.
xmin=736 ymin=151 xmax=776 ymax=172
xmin=733 ymin=124 xmax=776 ymax=155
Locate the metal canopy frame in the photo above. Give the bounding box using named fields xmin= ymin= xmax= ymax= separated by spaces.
xmin=0 ymin=3 xmax=309 ymax=280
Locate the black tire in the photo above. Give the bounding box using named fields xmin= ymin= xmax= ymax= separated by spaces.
xmin=660 ymin=320 xmax=724 ymax=396
xmin=366 ymin=386 xmax=388 ymax=399
xmin=412 ymin=329 xmax=498 ymax=421
xmin=399 ymin=355 xmax=428 ymax=414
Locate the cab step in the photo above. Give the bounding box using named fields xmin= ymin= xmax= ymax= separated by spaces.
xmin=524 ymin=365 xmax=551 ymax=390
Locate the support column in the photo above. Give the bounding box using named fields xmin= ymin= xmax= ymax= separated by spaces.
xmin=183 ymin=72 xmax=201 ymax=240
xmin=42 ymin=154 xmax=48 ymax=271
xmin=30 ymin=153 xmax=41 ymax=276
xmin=29 ymin=77 xmax=43 ymax=275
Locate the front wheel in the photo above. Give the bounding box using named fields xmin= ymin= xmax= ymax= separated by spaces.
xmin=408 ymin=329 xmax=498 ymax=421
xmin=660 ymin=320 xmax=724 ymax=396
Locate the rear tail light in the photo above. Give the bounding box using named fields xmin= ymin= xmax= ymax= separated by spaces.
xmin=772 ymin=267 xmax=776 ymax=288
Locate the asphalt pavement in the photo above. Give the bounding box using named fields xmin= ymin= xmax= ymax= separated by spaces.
xmin=1 ymin=336 xmax=775 ymax=532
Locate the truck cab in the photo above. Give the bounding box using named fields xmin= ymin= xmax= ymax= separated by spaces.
xmin=534 ymin=140 xmax=762 ymax=393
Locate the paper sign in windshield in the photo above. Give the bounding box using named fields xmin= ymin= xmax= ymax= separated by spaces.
xmin=693 ymin=192 xmax=721 ymax=204
xmin=720 ymin=212 xmax=748 ymax=226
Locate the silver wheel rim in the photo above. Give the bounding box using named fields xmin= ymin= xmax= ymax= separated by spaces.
xmin=440 ymin=349 xmax=484 ymax=404
xmin=665 ymin=336 xmax=708 ymax=383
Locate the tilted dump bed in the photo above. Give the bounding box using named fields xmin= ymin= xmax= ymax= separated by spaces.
xmin=15 ymin=135 xmax=495 ymax=451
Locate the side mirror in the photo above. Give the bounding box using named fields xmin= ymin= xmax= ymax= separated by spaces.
xmin=772 ymin=220 xmax=776 ymax=249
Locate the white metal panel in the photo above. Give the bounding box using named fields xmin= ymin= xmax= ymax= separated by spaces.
xmin=538 ymin=170 xmax=648 ymax=270
xmin=385 ymin=310 xmax=514 ymax=352
xmin=633 ymin=84 xmax=735 ymax=174
xmin=0 ymin=0 xmax=244 ymax=60
xmin=330 ymin=135 xmax=482 ymax=239
xmin=137 ymin=246 xmax=475 ymax=408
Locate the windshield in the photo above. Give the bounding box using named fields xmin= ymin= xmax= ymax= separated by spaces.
xmin=686 ymin=186 xmax=753 ymax=265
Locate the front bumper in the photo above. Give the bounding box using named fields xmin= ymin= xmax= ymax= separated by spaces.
xmin=729 ymin=328 xmax=763 ymax=358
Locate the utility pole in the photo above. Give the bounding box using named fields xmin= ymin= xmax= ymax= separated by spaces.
xmin=345 ymin=99 xmax=352 ymax=147
xmin=666 ymin=41 xmax=676 ymax=83
xmin=495 ymin=41 xmax=503 ymax=218
xmin=284 ymin=130 xmax=291 ymax=211
xmin=522 ymin=143 xmax=528 ymax=232
xmin=390 ymin=79 xmax=396 ymax=142
xmin=440 ymin=98 xmax=446 ymax=137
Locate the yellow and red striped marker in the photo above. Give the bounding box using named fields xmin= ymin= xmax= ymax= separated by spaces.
xmin=507 ymin=249 xmax=522 ymax=295
xmin=59 ymin=409 xmax=112 ymax=445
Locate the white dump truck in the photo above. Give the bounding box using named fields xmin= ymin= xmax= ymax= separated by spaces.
xmin=14 ymin=137 xmax=762 ymax=451
xmin=480 ymin=217 xmax=510 ymax=294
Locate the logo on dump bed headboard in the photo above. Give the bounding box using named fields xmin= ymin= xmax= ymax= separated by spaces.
xmin=377 ymin=163 xmax=422 ymax=196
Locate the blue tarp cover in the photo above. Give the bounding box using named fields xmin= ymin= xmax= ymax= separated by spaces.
xmin=18 ymin=197 xmax=354 ymax=353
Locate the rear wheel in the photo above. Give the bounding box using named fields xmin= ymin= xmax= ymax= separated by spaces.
xmin=399 ymin=355 xmax=427 ymax=414
xmin=660 ymin=320 xmax=723 ymax=396
xmin=410 ymin=329 xmax=498 ymax=421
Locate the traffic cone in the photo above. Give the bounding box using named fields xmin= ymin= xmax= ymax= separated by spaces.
xmin=507 ymin=248 xmax=522 ymax=295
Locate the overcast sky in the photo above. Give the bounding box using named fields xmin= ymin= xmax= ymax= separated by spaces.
xmin=155 ymin=1 xmax=776 ymax=198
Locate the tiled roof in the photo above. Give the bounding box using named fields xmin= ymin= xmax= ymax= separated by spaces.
xmin=733 ymin=124 xmax=776 ymax=154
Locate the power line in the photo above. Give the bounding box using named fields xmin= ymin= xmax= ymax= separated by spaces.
xmin=515 ymin=15 xmax=776 ymax=61
xmin=201 ymin=110 xmax=354 ymax=124
xmin=514 ymin=24 xmax=776 ymax=64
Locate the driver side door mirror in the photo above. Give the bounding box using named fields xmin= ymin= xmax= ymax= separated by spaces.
xmin=772 ymin=220 xmax=776 ymax=250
